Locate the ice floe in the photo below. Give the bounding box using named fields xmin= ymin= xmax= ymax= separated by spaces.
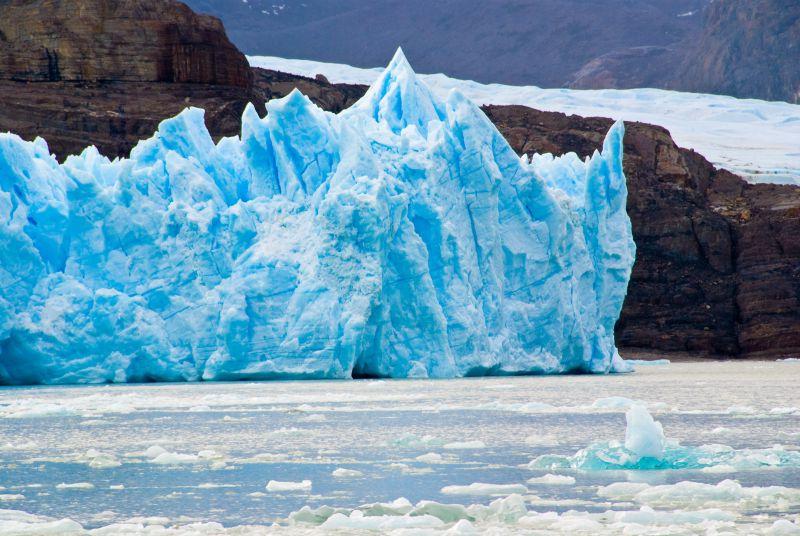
xmin=331 ymin=468 xmax=364 ymax=478
xmin=265 ymin=479 xmax=312 ymax=492
xmin=55 ymin=482 xmax=95 ymax=491
xmin=598 ymin=479 xmax=800 ymax=510
xmin=526 ymin=474 xmax=576 ymax=485
xmin=529 ymin=405 xmax=800 ymax=471
xmin=440 ymin=483 xmax=528 ymax=496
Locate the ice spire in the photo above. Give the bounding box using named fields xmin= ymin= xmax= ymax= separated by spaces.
xmin=347 ymin=47 xmax=445 ymax=135
xmin=0 ymin=48 xmax=635 ymax=384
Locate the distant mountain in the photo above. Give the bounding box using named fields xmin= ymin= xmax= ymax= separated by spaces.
xmin=183 ymin=0 xmax=799 ymax=103
xmin=676 ymin=0 xmax=800 ymax=103
xmin=182 ymin=0 xmax=708 ymax=88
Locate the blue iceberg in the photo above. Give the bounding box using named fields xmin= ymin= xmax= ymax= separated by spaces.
xmin=530 ymin=406 xmax=800 ymax=471
xmin=0 ymin=49 xmax=634 ymax=384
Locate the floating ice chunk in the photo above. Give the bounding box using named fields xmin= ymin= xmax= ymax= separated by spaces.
xmin=140 ymin=446 xmax=226 ymax=467
xmin=81 ymin=448 xmax=122 ymax=469
xmin=244 ymin=452 xmax=290 ymax=463
xmin=0 ymin=494 xmax=24 ymax=501
xmin=299 ymin=413 xmax=326 ymax=422
xmin=386 ymin=462 xmax=433 ymax=475
xmin=222 ymin=415 xmax=251 ymax=422
xmin=624 ymin=359 xmax=671 ymax=366
xmin=440 ymin=483 xmax=528 ymax=496
xmin=289 ymin=494 xmax=528 ymax=527
xmin=611 ymin=506 xmax=736 ymax=525
xmin=416 ymin=452 xmax=444 ymax=463
xmin=599 ymin=479 xmax=800 ymax=509
xmin=144 ymin=445 xmax=169 ymax=458
xmin=529 ymin=406 xmax=800 ymax=471
xmin=705 ymin=426 xmax=734 ymax=436
xmin=56 ymin=482 xmax=94 ymax=491
xmin=773 ymin=519 xmax=800 ymax=534
xmin=596 ymin=482 xmax=650 ymax=499
xmin=443 ymin=440 xmax=486 ymax=450
xmin=526 ymin=474 xmax=576 ymax=485
xmin=0 ymin=509 xmax=84 ymax=534
xmin=701 ymin=464 xmax=738 ymax=473
xmin=151 ymin=452 xmax=199 ymax=464
xmin=624 ymin=405 xmax=666 ymax=459
xmin=447 ymin=519 xmax=479 ymax=534
xmin=391 ymin=434 xmax=443 ymax=449
xmin=266 ymin=479 xmax=312 ymax=492
xmin=0 ymin=440 xmax=37 ymax=450
xmin=331 ymin=468 xmax=364 ymax=478
xmin=320 ymin=510 xmax=445 ymax=531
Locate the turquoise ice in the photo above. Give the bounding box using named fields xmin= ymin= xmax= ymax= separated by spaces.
xmin=530 ymin=405 xmax=800 ymax=471
xmin=0 ymin=49 xmax=634 ymax=384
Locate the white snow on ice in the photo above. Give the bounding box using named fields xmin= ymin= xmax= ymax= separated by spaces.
xmin=248 ymin=54 xmax=800 ymax=185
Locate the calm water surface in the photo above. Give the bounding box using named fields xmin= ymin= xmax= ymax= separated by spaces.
xmin=0 ymin=361 xmax=798 ymax=534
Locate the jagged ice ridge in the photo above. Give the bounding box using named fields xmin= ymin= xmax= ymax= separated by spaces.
xmin=0 ymin=49 xmax=634 ymax=384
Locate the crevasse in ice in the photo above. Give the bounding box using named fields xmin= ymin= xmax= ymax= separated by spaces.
xmin=0 ymin=49 xmax=635 ymax=384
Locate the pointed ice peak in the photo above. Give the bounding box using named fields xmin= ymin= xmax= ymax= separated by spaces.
xmin=385 ymin=46 xmax=414 ymax=77
xmin=266 ymin=87 xmax=317 ymax=116
xmin=130 ymin=107 xmax=215 ymax=164
xmin=347 ymin=47 xmax=445 ymax=135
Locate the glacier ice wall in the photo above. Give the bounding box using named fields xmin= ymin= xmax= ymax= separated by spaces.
xmin=0 ymin=50 xmax=635 ymax=384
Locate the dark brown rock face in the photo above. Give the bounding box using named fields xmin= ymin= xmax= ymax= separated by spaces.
xmin=192 ymin=71 xmax=800 ymax=358
xmin=252 ymin=68 xmax=365 ymax=114
xmin=0 ymin=80 xmax=259 ymax=159
xmin=482 ymin=105 xmax=800 ymax=358
xmin=0 ymin=0 xmax=259 ymax=159
xmin=0 ymin=0 xmax=251 ymax=87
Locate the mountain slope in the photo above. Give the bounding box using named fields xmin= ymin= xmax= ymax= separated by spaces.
xmin=183 ymin=0 xmax=708 ymax=88
xmin=676 ymin=0 xmax=800 ymax=102
xmin=185 ymin=0 xmax=800 ymax=103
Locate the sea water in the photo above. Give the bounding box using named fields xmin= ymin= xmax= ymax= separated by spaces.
xmin=0 ymin=361 xmax=798 ymax=534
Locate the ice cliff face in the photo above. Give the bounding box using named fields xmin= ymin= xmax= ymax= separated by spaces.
xmin=0 ymin=50 xmax=634 ymax=384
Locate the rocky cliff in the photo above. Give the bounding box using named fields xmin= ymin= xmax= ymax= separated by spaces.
xmin=250 ymin=73 xmax=800 ymax=358
xmin=0 ymin=0 xmax=251 ymax=86
xmin=0 ymin=0 xmax=260 ymax=158
xmin=1 ymin=0 xmax=798 ymax=358
xmin=482 ymin=105 xmax=800 ymax=357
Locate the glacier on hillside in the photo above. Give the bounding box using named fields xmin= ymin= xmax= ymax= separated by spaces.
xmin=0 ymin=49 xmax=634 ymax=384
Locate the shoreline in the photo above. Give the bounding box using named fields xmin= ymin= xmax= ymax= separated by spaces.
xmin=620 ymin=347 xmax=798 ymax=363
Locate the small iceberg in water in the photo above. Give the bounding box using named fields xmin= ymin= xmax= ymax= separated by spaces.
xmin=529 ymin=405 xmax=800 ymax=471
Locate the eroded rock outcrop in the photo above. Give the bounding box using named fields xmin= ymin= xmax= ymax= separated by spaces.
xmin=483 ymin=105 xmax=800 ymax=357
xmin=0 ymin=0 xmax=259 ymax=159
xmin=0 ymin=0 xmax=251 ymax=86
